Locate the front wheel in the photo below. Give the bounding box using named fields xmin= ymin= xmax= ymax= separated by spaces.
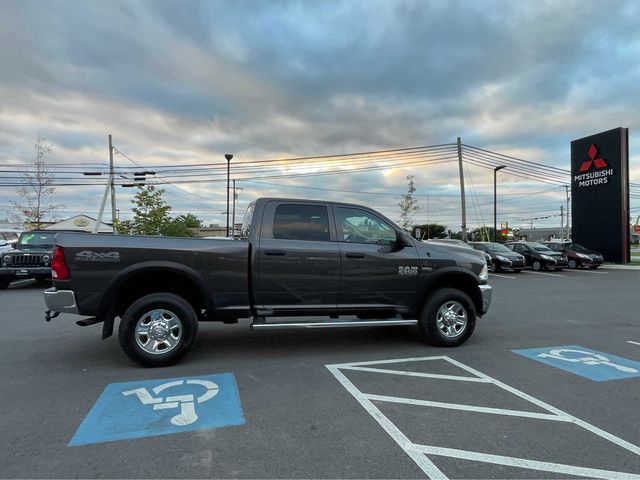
xmin=0 ymin=278 xmax=11 ymax=290
xmin=568 ymin=260 xmax=577 ymax=269
xmin=532 ymin=261 xmax=542 ymax=271
xmin=119 ymin=292 xmax=199 ymax=367
xmin=419 ymin=288 xmax=476 ymax=347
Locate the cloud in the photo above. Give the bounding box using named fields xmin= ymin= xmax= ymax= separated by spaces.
xmin=1 ymin=0 xmax=639 ymax=229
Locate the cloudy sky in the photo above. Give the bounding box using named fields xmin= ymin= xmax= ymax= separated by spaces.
xmin=1 ymin=0 xmax=639 ymax=233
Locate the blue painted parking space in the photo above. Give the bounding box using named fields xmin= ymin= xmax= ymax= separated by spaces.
xmin=513 ymin=345 xmax=640 ymax=381
xmin=69 ymin=373 xmax=245 ymax=446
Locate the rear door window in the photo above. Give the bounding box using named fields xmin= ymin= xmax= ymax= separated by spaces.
xmin=272 ymin=204 xmax=330 ymax=242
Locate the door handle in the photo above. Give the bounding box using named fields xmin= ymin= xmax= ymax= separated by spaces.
xmin=345 ymin=252 xmax=365 ymax=258
xmin=264 ymin=250 xmax=287 ymax=256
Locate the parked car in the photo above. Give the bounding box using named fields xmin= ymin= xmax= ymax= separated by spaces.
xmin=0 ymin=231 xmax=56 ymax=289
xmin=504 ymin=242 xmax=568 ymax=271
xmin=44 ymin=198 xmax=492 ymax=367
xmin=542 ymin=241 xmax=603 ymax=269
xmin=469 ymin=242 xmax=526 ymax=272
xmin=426 ymin=238 xmax=492 ymax=267
xmin=0 ymin=240 xmax=12 ymax=253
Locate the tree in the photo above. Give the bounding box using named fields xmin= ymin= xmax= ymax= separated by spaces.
xmin=10 ymin=137 xmax=62 ymax=229
xmin=116 ymin=185 xmax=172 ymax=235
xmin=398 ymin=175 xmax=420 ymax=231
xmin=114 ymin=188 xmax=204 ymax=237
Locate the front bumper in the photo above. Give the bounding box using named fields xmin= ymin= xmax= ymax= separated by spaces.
xmin=44 ymin=288 xmax=78 ymax=314
xmin=479 ymin=284 xmax=492 ymax=315
xmin=0 ymin=267 xmax=51 ymax=279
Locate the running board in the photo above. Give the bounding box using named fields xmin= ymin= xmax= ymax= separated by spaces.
xmin=250 ymin=319 xmax=417 ymax=330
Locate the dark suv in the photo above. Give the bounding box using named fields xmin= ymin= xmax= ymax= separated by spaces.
xmin=505 ymin=242 xmax=568 ymax=271
xmin=542 ymin=241 xmax=603 ymax=269
xmin=0 ymin=231 xmax=57 ymax=289
xmin=469 ymin=242 xmax=526 ymax=272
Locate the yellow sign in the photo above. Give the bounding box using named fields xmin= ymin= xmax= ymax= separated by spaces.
xmin=74 ymin=217 xmax=90 ymax=227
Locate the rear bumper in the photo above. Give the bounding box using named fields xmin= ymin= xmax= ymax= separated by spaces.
xmin=44 ymin=288 xmax=78 ymax=314
xmin=479 ymin=284 xmax=492 ymax=315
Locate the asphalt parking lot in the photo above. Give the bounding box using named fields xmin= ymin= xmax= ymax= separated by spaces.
xmin=2 ymin=268 xmax=640 ymax=479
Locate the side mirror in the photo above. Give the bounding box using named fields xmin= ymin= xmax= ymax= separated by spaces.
xmin=396 ymin=231 xmax=412 ymax=247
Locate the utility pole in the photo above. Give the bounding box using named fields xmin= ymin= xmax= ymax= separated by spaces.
xmin=231 ymin=180 xmax=242 ymax=239
xmin=560 ymin=205 xmax=564 ymax=239
xmin=564 ymin=184 xmax=570 ymax=239
xmin=109 ymin=134 xmax=117 ymax=234
xmin=457 ymin=137 xmax=467 ymax=241
xmin=95 ymin=134 xmax=115 ymax=234
xmin=225 ymin=154 xmax=233 ymax=237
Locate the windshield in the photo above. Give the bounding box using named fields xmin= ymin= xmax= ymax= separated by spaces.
xmin=16 ymin=232 xmax=56 ymax=249
xmin=567 ymin=243 xmax=590 ymax=253
xmin=529 ymin=242 xmax=552 ymax=252
xmin=485 ymin=243 xmax=512 ymax=253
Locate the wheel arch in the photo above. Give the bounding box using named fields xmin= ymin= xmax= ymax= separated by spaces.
xmin=100 ymin=261 xmax=211 ymax=339
xmin=416 ymin=268 xmax=483 ymax=318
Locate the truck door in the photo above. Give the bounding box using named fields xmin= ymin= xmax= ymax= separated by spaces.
xmin=334 ymin=205 xmax=419 ymax=310
xmin=255 ymin=201 xmax=340 ymax=310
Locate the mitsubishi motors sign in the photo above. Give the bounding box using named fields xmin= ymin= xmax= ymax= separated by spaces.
xmin=571 ymin=128 xmax=629 ymax=263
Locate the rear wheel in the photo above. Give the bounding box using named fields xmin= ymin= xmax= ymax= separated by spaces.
xmin=119 ymin=292 xmax=198 ymax=367
xmin=419 ymin=288 xmax=476 ymax=347
xmin=568 ymin=260 xmax=577 ymax=269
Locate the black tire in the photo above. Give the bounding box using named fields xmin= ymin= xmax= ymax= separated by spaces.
xmin=118 ymin=292 xmax=198 ymax=367
xmin=418 ymin=288 xmax=476 ymax=347
xmin=0 ymin=278 xmax=11 ymax=290
xmin=488 ymin=262 xmax=496 ymax=273
xmin=568 ymin=260 xmax=578 ymax=269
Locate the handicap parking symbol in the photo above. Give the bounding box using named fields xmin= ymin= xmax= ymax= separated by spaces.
xmin=513 ymin=345 xmax=640 ymax=381
xmin=69 ymin=373 xmax=245 ymax=446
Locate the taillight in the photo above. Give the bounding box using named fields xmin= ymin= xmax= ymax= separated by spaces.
xmin=52 ymin=246 xmax=70 ymax=280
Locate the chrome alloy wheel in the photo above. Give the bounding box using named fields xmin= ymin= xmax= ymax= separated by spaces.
xmin=135 ymin=309 xmax=183 ymax=355
xmin=436 ymin=301 xmax=467 ymax=338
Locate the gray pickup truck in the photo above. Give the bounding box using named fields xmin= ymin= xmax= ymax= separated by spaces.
xmin=44 ymin=198 xmax=491 ymax=367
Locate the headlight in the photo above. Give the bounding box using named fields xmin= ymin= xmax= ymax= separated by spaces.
xmin=479 ymin=264 xmax=488 ymax=281
xmin=540 ymin=254 xmax=553 ymax=260
xmin=577 ymin=253 xmax=590 ymax=259
xmin=496 ymin=255 xmax=509 ymax=262
xmin=42 ymin=254 xmax=50 ymax=263
xmin=2 ymin=255 xmax=10 ymax=263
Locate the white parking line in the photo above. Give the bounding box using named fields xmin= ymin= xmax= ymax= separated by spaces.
xmin=327 ymin=356 xmax=640 ymax=479
xmin=9 ymin=279 xmax=33 ymax=286
xmin=566 ymin=270 xmax=609 ymax=275
xmin=627 ymin=341 xmax=640 ymax=347
xmin=522 ymin=271 xmax=564 ymax=277
xmin=489 ymin=273 xmax=517 ymax=279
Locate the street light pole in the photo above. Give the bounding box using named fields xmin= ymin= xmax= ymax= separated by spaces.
xmin=225 ymin=154 xmax=233 ymax=237
xmin=493 ymin=165 xmax=506 ymax=242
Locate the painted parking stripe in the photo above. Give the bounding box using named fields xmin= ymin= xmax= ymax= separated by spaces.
xmin=566 ymin=270 xmax=609 ymax=275
xmin=522 ymin=271 xmax=564 ymax=277
xmin=513 ymin=346 xmax=640 ymax=381
xmin=69 ymin=373 xmax=245 ymax=446
xmin=489 ymin=273 xmax=517 ymax=279
xmin=327 ymin=356 xmax=640 ymax=479
xmin=628 ymin=341 xmax=640 ymax=346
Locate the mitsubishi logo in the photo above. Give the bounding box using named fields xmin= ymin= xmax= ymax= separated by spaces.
xmin=579 ymin=144 xmax=608 ymax=172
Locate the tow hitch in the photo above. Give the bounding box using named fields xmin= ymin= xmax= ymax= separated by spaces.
xmin=45 ymin=310 xmax=60 ymax=322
